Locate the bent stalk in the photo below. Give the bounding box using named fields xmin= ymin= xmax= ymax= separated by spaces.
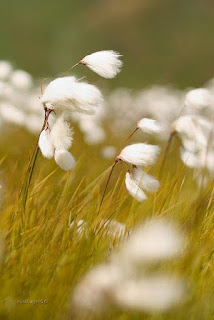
xmin=19 ymin=108 xmax=52 ymax=213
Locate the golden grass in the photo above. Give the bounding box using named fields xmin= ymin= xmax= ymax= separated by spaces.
xmin=0 ymin=128 xmax=214 ymax=320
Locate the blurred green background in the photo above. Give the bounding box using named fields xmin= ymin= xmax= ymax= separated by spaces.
xmin=0 ymin=0 xmax=214 ymax=89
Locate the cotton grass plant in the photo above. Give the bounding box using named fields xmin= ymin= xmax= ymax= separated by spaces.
xmin=1 ymin=54 xmax=214 ymax=320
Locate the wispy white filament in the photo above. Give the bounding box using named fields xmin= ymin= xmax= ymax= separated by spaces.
xmin=54 ymin=149 xmax=76 ymax=171
xmin=39 ymin=129 xmax=54 ymax=159
xmin=137 ymin=118 xmax=162 ymax=134
xmin=41 ymin=76 xmax=103 ymax=114
xmin=80 ymin=50 xmax=122 ymax=79
xmin=125 ymin=172 xmax=147 ymax=202
xmin=119 ymin=143 xmax=160 ymax=167
xmin=132 ymin=167 xmax=160 ymax=193
xmin=50 ymin=116 xmax=73 ymax=150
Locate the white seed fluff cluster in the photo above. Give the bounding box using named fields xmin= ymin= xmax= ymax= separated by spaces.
xmin=137 ymin=118 xmax=163 ymax=134
xmin=71 ymin=218 xmax=185 ymax=316
xmin=119 ymin=143 xmax=160 ymax=167
xmin=117 ymin=142 xmax=160 ymax=201
xmin=38 ymin=49 xmax=123 ymax=170
xmin=173 ymin=114 xmax=214 ymax=186
xmin=39 ymin=115 xmax=75 ymax=171
xmin=80 ymin=50 xmax=123 ymax=79
xmin=41 ymin=76 xmax=103 ymax=115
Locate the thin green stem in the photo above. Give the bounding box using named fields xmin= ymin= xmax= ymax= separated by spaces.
xmin=19 ymin=109 xmax=52 ymax=213
xmin=98 ymin=159 xmax=119 ymax=215
xmin=159 ymin=131 xmax=176 ymax=180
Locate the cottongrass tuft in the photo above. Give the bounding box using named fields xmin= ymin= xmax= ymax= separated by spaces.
xmin=118 ymin=143 xmax=160 ymax=167
xmin=125 ymin=171 xmax=147 ymax=202
xmin=79 ymin=50 xmax=123 ymax=79
xmin=185 ymin=88 xmax=212 ymax=110
xmin=41 ymin=76 xmax=103 ymax=115
xmin=38 ymin=129 xmax=54 ymax=159
xmin=137 ymin=118 xmax=163 ymax=134
xmin=50 ymin=116 xmax=73 ymax=150
xmin=119 ymin=219 xmax=184 ymax=264
xmin=54 ymin=149 xmax=76 ymax=171
xmin=71 ymin=218 xmax=185 ymax=316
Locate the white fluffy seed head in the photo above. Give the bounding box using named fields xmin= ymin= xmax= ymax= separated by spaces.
xmin=132 ymin=167 xmax=160 ymax=193
xmin=173 ymin=115 xmax=211 ymax=152
xmin=137 ymin=118 xmax=162 ymax=134
xmin=10 ymin=70 xmax=33 ymax=90
xmin=50 ymin=116 xmax=73 ymax=150
xmin=125 ymin=172 xmax=147 ymax=202
xmin=54 ymin=149 xmax=76 ymax=171
xmin=41 ymin=77 xmax=103 ymax=114
xmin=113 ymin=276 xmax=184 ymax=313
xmin=119 ymin=143 xmax=160 ymax=167
xmin=120 ymin=219 xmax=183 ymax=264
xmin=39 ymin=129 xmax=54 ymax=159
xmin=80 ymin=50 xmax=122 ymax=79
xmin=185 ymin=88 xmax=212 ymax=109
xmin=0 ymin=61 xmax=12 ymax=80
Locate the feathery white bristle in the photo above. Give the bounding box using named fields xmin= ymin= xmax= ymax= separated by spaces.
xmin=41 ymin=77 xmax=103 ymax=114
xmin=132 ymin=167 xmax=160 ymax=193
xmin=125 ymin=172 xmax=147 ymax=202
xmin=119 ymin=143 xmax=160 ymax=167
xmin=54 ymin=149 xmax=76 ymax=171
xmin=80 ymin=50 xmax=122 ymax=79
xmin=50 ymin=116 xmax=73 ymax=150
xmin=137 ymin=118 xmax=162 ymax=134
xmin=38 ymin=129 xmax=54 ymax=159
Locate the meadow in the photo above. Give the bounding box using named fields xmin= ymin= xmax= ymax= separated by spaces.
xmin=0 ymin=56 xmax=214 ymax=320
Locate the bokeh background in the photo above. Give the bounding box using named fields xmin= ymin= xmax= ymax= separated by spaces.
xmin=1 ymin=0 xmax=214 ymax=89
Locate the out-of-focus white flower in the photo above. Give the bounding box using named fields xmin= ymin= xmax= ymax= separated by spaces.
xmin=72 ymin=264 xmax=122 ymax=313
xmin=84 ymin=126 xmax=106 ymax=145
xmin=137 ymin=118 xmax=162 ymax=134
xmin=113 ymin=276 xmax=184 ymax=313
xmin=41 ymin=77 xmax=103 ymax=115
xmin=185 ymin=88 xmax=212 ymax=109
xmin=173 ymin=115 xmax=211 ymax=152
xmin=120 ymin=219 xmax=183 ymax=264
xmin=132 ymin=167 xmax=160 ymax=193
xmin=118 ymin=143 xmax=160 ymax=167
xmin=180 ymin=148 xmax=200 ymax=169
xmin=0 ymin=103 xmax=25 ymax=125
xmin=125 ymin=171 xmax=147 ymax=202
xmin=10 ymin=70 xmax=33 ymax=90
xmin=0 ymin=61 xmax=12 ymax=80
xmin=0 ymin=81 xmax=14 ymax=98
xmin=50 ymin=116 xmax=73 ymax=150
xmin=38 ymin=130 xmax=54 ymax=159
xmin=101 ymin=146 xmax=117 ymax=159
xmin=54 ymin=149 xmax=76 ymax=171
xmin=25 ymin=114 xmax=42 ymax=133
xmin=102 ymin=219 xmax=126 ymax=239
xmin=79 ymin=50 xmax=122 ymax=79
